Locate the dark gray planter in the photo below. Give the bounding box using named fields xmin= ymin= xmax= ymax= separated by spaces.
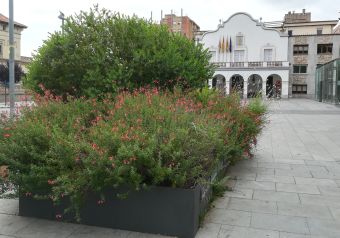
xmin=19 ymin=186 xmax=207 ymax=238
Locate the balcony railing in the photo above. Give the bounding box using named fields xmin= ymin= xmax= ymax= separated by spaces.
xmin=212 ymin=61 xmax=287 ymax=68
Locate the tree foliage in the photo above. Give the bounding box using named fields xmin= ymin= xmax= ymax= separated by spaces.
xmin=0 ymin=62 xmax=25 ymax=86
xmin=25 ymin=6 xmax=214 ymax=98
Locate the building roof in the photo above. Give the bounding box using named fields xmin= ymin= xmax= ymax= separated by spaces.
xmin=0 ymin=13 xmax=27 ymax=28
xmin=283 ymin=20 xmax=338 ymax=27
xmin=201 ymin=12 xmax=286 ymax=39
xmin=333 ymin=20 xmax=340 ymax=34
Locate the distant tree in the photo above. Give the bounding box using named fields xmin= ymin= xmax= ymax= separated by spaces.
xmin=25 ymin=6 xmax=214 ymax=98
xmin=0 ymin=62 xmax=25 ymax=86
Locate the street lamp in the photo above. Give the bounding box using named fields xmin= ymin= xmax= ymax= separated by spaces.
xmin=8 ymin=0 xmax=15 ymax=118
xmin=58 ymin=11 xmax=65 ymax=34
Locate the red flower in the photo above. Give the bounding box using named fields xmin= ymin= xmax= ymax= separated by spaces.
xmin=91 ymin=143 xmax=98 ymax=150
xmin=48 ymin=179 xmax=56 ymax=185
xmin=121 ymin=133 xmax=130 ymax=141
xmin=3 ymin=133 xmax=11 ymax=138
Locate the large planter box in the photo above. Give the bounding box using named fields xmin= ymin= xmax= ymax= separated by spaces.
xmin=19 ymin=186 xmax=208 ymax=238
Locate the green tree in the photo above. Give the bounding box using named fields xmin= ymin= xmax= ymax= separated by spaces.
xmin=25 ymin=6 xmax=214 ymax=98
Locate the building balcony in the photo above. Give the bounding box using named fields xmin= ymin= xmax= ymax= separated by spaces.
xmin=212 ymin=61 xmax=289 ymax=69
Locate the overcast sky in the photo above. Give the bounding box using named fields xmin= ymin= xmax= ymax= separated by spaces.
xmin=1 ymin=0 xmax=339 ymax=57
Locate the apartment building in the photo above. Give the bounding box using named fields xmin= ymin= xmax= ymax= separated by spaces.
xmin=0 ymin=13 xmax=26 ymax=62
xmin=161 ymin=13 xmax=200 ymax=40
xmin=268 ymin=10 xmax=340 ymax=98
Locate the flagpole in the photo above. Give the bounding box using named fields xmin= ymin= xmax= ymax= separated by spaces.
xmin=9 ymin=0 xmax=15 ymax=119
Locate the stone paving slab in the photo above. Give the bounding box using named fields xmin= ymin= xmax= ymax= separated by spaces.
xmin=299 ymin=194 xmax=340 ymax=208
xmin=294 ymin=177 xmax=338 ymax=187
xmin=279 ymin=232 xmax=321 ymax=238
xmin=234 ymin=180 xmax=275 ymax=191
xmin=253 ymin=190 xmax=300 ymax=203
xmin=227 ymin=197 xmax=277 ymax=214
xmin=276 ymin=183 xmax=320 ymax=195
xmin=255 ymin=174 xmax=295 ymax=184
xmin=251 ymin=213 xmax=310 ymax=234
xmin=308 ymin=218 xmax=340 ymax=238
xmin=195 ymin=223 xmax=221 ymax=238
xmin=223 ymin=188 xmax=254 ymax=199
xmin=205 ymin=208 xmax=251 ymax=226
xmin=218 ymin=225 xmax=280 ymax=238
xmin=14 ymin=219 xmax=80 ymax=238
xmin=330 ymin=208 xmax=340 ymax=221
xmin=277 ymin=202 xmax=333 ymax=219
xmin=0 ymin=199 xmax=18 ymax=215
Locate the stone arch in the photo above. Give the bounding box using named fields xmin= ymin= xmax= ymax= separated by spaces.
xmin=247 ymin=74 xmax=263 ymax=98
xmin=212 ymin=74 xmax=226 ymax=95
xmin=230 ymin=74 xmax=244 ymax=98
xmin=266 ymin=74 xmax=282 ymax=98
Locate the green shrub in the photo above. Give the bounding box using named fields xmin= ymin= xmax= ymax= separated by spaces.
xmin=25 ymin=6 xmax=214 ymax=98
xmin=0 ymin=88 xmax=266 ymax=218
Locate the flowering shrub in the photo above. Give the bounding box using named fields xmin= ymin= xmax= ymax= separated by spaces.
xmin=0 ymin=88 xmax=266 ymax=217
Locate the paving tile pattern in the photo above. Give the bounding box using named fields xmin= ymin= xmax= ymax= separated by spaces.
xmin=196 ymin=99 xmax=340 ymax=238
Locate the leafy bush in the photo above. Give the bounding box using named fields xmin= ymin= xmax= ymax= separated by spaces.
xmin=25 ymin=6 xmax=214 ymax=98
xmin=0 ymin=88 xmax=266 ymax=218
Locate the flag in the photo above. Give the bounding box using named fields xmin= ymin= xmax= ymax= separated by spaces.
xmin=229 ymin=37 xmax=232 ymax=52
xmin=226 ymin=35 xmax=229 ymax=52
xmin=218 ymin=39 xmax=221 ymax=53
xmin=222 ymin=37 xmax=225 ymax=53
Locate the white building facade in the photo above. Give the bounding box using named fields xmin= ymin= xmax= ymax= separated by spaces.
xmin=199 ymin=12 xmax=289 ymax=98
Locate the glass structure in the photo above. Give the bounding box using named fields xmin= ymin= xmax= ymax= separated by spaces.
xmin=315 ymin=59 xmax=340 ymax=104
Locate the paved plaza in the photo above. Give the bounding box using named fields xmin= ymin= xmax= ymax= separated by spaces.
xmin=1 ymin=99 xmax=340 ymax=237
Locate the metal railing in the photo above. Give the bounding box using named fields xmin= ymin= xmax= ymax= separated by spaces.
xmin=212 ymin=61 xmax=286 ymax=68
xmin=0 ymin=92 xmax=32 ymax=106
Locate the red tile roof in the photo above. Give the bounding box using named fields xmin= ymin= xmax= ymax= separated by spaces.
xmin=0 ymin=13 xmax=27 ymax=28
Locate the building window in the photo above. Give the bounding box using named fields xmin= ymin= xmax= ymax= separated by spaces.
xmin=292 ymin=84 xmax=307 ymax=94
xmin=0 ymin=44 xmax=2 ymax=58
xmin=317 ymin=44 xmax=332 ymax=54
xmin=236 ymin=35 xmax=244 ymax=47
xmin=209 ymin=51 xmax=216 ymax=62
xmin=317 ymin=28 xmax=323 ymax=35
xmin=293 ymin=45 xmax=308 ymax=55
xmin=2 ymin=25 xmax=6 ymax=31
xmin=288 ymin=30 xmax=293 ymax=36
xmin=234 ymin=50 xmax=245 ymax=62
xmin=293 ymin=65 xmax=307 ymax=74
xmin=264 ymin=49 xmax=273 ymax=61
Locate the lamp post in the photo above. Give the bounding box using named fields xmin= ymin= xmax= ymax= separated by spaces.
xmin=58 ymin=11 xmax=65 ymax=34
xmin=8 ymin=0 xmax=15 ymax=118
